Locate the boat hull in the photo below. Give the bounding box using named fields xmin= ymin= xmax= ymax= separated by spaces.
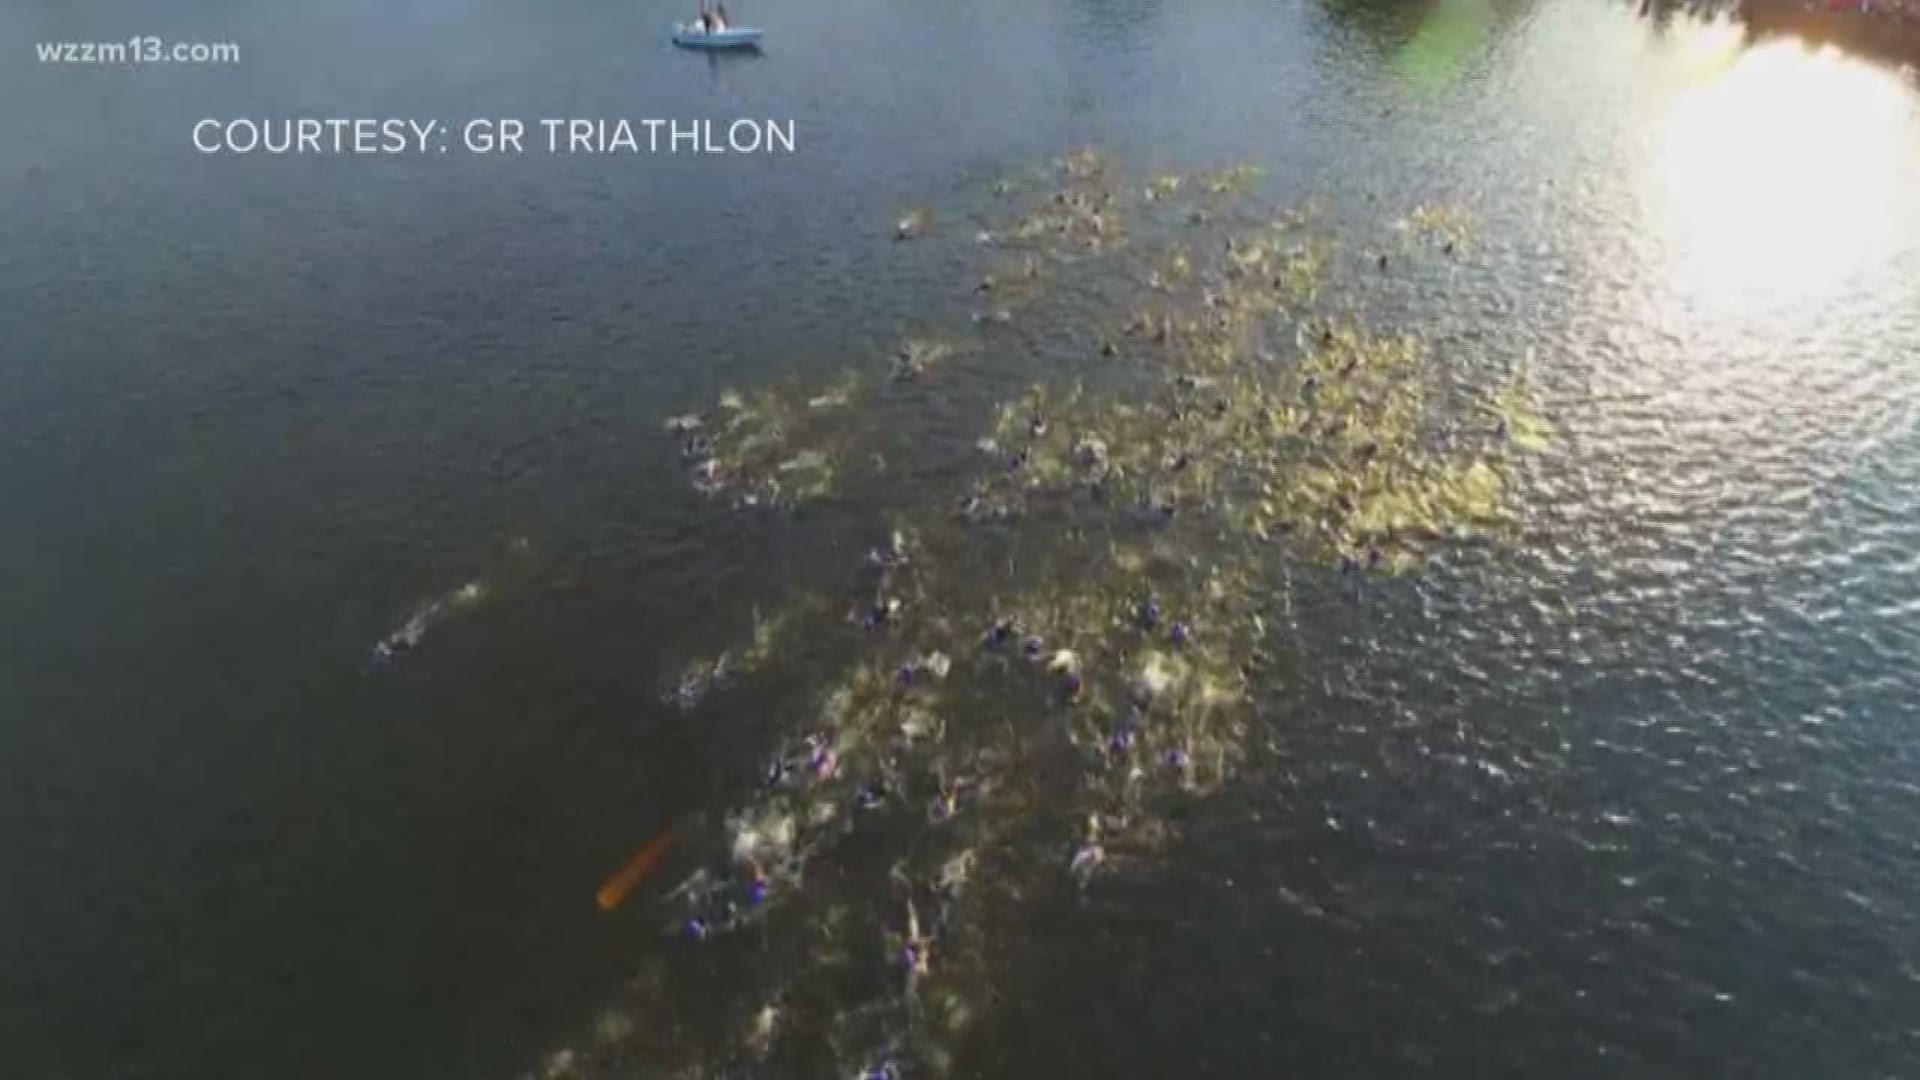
xmin=671 ymin=26 xmax=764 ymax=49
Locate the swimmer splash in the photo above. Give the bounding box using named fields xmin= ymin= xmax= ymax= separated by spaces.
xmin=369 ymin=580 xmax=486 ymax=668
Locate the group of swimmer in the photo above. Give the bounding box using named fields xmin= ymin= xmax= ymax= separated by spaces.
xmin=528 ymin=152 xmax=1532 ymax=1078
xmin=690 ymin=2 xmax=733 ymax=31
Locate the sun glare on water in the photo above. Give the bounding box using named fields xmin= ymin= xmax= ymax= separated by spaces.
xmin=1655 ymin=29 xmax=1918 ymax=308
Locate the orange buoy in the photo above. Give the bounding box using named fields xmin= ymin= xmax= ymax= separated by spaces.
xmin=595 ymin=827 xmax=674 ymax=912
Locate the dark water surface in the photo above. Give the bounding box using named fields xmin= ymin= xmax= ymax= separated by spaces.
xmin=5 ymin=1 xmax=1920 ymax=1077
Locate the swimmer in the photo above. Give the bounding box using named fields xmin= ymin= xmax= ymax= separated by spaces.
xmin=903 ymin=899 xmax=934 ymax=981
xmin=691 ymin=458 xmax=721 ymax=490
xmin=867 ymin=531 xmax=909 ymax=570
xmin=1138 ymin=599 xmax=1163 ymax=629
xmin=902 ymin=940 xmax=932 ymax=978
xmin=930 ymin=779 xmax=962 ymax=822
xmin=760 ymin=758 xmax=789 ymax=789
xmin=1062 ymin=670 xmax=1085 ymax=701
xmin=671 ymin=673 xmax=705 ymax=710
xmin=863 ymin=597 xmax=903 ymax=630
xmin=1069 ymin=842 xmax=1105 ymax=879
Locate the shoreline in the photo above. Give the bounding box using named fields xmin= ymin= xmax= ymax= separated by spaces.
xmin=1732 ymin=0 xmax=1920 ymax=68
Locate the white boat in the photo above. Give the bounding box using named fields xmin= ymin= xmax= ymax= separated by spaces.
xmin=671 ymin=24 xmax=764 ymax=49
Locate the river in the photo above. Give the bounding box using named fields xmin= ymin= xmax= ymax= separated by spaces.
xmin=3 ymin=1 xmax=1919 ymax=1077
